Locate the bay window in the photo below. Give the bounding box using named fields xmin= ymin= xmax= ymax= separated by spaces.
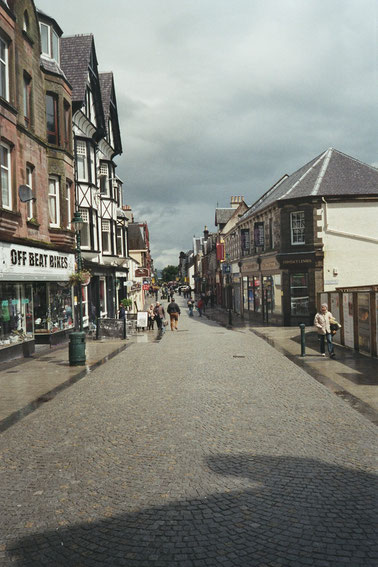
xmin=40 ymin=22 xmax=59 ymax=62
xmin=0 ymin=36 xmax=9 ymax=101
xmin=26 ymin=165 xmax=33 ymax=219
xmin=1 ymin=142 xmax=11 ymax=210
xmin=46 ymin=93 xmax=58 ymax=145
xmin=48 ymin=176 xmax=60 ymax=226
xmin=79 ymin=207 xmax=90 ymax=248
xmin=101 ymin=219 xmax=111 ymax=253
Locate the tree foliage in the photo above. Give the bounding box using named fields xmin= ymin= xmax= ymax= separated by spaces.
xmin=161 ymin=265 xmax=179 ymax=283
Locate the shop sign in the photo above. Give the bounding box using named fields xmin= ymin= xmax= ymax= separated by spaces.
xmin=278 ymin=254 xmax=315 ymax=268
xmin=0 ymin=242 xmax=75 ymax=281
xmin=135 ymin=268 xmax=149 ymax=277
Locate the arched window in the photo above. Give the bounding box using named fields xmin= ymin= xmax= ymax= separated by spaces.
xmin=23 ymin=11 xmax=30 ymax=33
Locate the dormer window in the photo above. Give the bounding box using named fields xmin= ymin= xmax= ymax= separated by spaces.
xmin=40 ymin=22 xmax=59 ymax=62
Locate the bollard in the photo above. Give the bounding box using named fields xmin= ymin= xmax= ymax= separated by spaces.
xmin=69 ymin=331 xmax=86 ymax=366
xmin=228 ymin=308 xmax=232 ymax=327
xmin=299 ymin=323 xmax=306 ymax=357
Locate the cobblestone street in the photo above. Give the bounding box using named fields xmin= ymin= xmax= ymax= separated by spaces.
xmin=1 ymin=299 xmax=377 ymax=566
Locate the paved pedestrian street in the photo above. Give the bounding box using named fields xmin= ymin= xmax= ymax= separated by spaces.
xmin=1 ymin=300 xmax=377 ymax=566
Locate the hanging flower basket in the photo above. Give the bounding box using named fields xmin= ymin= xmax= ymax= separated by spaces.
xmin=69 ymin=270 xmax=91 ymax=286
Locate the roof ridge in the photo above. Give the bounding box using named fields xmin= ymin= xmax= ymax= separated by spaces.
xmin=279 ymin=149 xmax=329 ymax=200
xmin=330 ymin=147 xmax=378 ymax=172
xmin=310 ymin=148 xmax=333 ymax=196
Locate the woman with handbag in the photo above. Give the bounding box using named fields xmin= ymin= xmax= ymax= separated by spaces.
xmin=314 ymin=303 xmax=341 ymax=358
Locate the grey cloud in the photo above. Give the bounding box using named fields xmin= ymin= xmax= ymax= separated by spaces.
xmin=37 ymin=0 xmax=378 ymax=268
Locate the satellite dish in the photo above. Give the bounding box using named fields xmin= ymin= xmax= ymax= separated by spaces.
xmin=18 ymin=185 xmax=36 ymax=203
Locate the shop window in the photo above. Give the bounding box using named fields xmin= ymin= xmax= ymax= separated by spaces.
xmin=290 ymin=273 xmax=309 ymax=315
xmin=0 ymin=35 xmax=9 ymax=101
xmin=48 ymin=175 xmax=60 ymax=227
xmin=79 ymin=207 xmax=90 ymax=248
xmin=99 ymin=278 xmax=107 ymax=316
xmin=26 ymin=165 xmax=33 ymax=219
xmin=34 ymin=282 xmax=73 ymax=334
xmin=1 ymin=142 xmax=12 ymax=210
xmin=46 ymin=93 xmax=59 ymax=145
xmin=101 ymin=219 xmax=111 ymax=253
xmin=253 ymin=277 xmax=261 ymax=312
xmin=23 ymin=73 xmax=32 ymax=127
xmin=291 ymin=211 xmax=305 ymax=245
xmin=0 ymin=283 xmax=33 ymax=347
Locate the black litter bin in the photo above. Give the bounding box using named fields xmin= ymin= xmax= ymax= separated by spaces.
xmin=69 ymin=331 xmax=86 ymax=366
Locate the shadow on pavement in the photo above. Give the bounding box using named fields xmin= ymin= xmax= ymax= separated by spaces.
xmin=7 ymin=454 xmax=377 ymax=566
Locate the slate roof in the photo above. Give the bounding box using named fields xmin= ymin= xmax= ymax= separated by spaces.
xmin=215 ymin=208 xmax=234 ymax=226
xmin=60 ymin=34 xmax=94 ymax=104
xmin=128 ymin=224 xmax=146 ymax=251
xmin=241 ymin=148 xmax=378 ymax=221
xmin=99 ymin=73 xmax=113 ymax=122
xmin=40 ymin=54 xmax=68 ymax=82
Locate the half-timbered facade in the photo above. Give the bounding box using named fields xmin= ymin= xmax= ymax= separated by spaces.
xmin=60 ymin=34 xmax=127 ymax=325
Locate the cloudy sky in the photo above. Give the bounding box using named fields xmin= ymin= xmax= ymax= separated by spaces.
xmin=37 ymin=0 xmax=377 ymax=269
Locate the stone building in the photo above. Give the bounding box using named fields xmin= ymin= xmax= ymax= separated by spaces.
xmin=0 ymin=0 xmax=76 ymax=360
xmin=237 ymin=148 xmax=378 ymax=326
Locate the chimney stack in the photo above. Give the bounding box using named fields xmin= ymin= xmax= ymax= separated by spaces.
xmin=230 ymin=196 xmax=244 ymax=209
xmin=203 ymin=225 xmax=209 ymax=241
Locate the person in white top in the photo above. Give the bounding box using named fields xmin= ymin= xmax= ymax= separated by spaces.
xmin=314 ymin=303 xmax=338 ymax=358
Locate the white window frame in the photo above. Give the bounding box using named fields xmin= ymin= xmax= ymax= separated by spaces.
xmin=76 ymin=140 xmax=87 ymax=181
xmin=101 ymin=219 xmax=111 ymax=254
xmin=26 ymin=166 xmax=33 ymax=219
xmin=0 ymin=35 xmax=9 ymax=101
xmin=116 ymin=226 xmax=124 ymax=256
xmin=290 ymin=211 xmax=305 ymax=245
xmin=39 ymin=23 xmax=60 ymax=63
xmin=48 ymin=175 xmax=60 ymax=227
xmin=66 ymin=181 xmax=71 ymax=229
xmin=1 ymin=142 xmax=11 ymax=210
xmin=78 ymin=207 xmax=90 ymax=249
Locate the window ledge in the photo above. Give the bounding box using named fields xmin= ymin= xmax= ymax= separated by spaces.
xmin=22 ymin=30 xmax=34 ymax=46
xmin=0 ymin=96 xmax=18 ymax=115
xmin=0 ymin=208 xmax=21 ymax=219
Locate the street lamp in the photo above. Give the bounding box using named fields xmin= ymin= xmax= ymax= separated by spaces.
xmin=69 ymin=211 xmax=86 ymax=365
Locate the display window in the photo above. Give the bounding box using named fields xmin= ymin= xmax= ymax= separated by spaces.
xmin=0 ymin=284 xmax=33 ymax=347
xmin=33 ymin=282 xmax=74 ymax=335
xmin=357 ymin=293 xmax=370 ymax=354
xmin=290 ymin=273 xmax=309 ymax=315
xmin=253 ymin=277 xmax=261 ymax=312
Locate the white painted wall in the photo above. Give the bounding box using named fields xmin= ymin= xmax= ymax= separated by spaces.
xmin=319 ymin=201 xmax=378 ymax=291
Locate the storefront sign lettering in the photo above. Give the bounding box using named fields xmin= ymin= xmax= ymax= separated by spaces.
xmin=10 ymin=249 xmax=68 ymax=269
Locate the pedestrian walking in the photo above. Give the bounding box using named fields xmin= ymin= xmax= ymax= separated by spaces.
xmin=148 ymin=304 xmax=155 ymax=330
xmin=187 ymin=297 xmax=194 ymax=317
xmin=197 ymin=297 xmax=204 ymax=317
xmin=314 ymin=303 xmax=341 ymax=358
xmin=119 ymin=303 xmax=126 ymax=320
xmin=167 ymin=298 xmax=181 ymax=331
xmin=154 ymin=302 xmax=165 ymax=330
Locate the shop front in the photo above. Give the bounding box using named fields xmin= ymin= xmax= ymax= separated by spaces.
xmin=278 ymin=252 xmax=319 ymax=326
xmin=241 ymin=256 xmax=282 ymax=324
xmin=0 ymin=242 xmax=75 ymax=360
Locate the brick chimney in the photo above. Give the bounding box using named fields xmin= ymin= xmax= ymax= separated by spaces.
xmin=230 ymin=196 xmax=244 ymax=209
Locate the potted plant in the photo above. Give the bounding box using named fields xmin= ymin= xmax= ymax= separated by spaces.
xmin=69 ymin=270 xmax=91 ymax=287
xmin=121 ymin=298 xmax=132 ymax=310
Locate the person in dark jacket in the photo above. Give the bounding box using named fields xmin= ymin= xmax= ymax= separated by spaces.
xmin=167 ymin=299 xmax=181 ymax=331
xmin=154 ymin=302 xmax=165 ymax=330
